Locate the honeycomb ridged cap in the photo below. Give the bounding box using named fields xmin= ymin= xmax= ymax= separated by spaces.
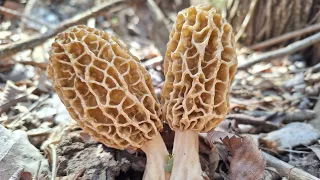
xmin=48 ymin=25 xmax=162 ymax=150
xmin=161 ymin=5 xmax=238 ymax=132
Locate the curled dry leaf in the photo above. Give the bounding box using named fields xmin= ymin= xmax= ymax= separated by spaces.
xmin=207 ymin=131 xmax=266 ymax=180
xmin=222 ymin=135 xmax=266 ymax=180
xmin=19 ymin=171 xmax=32 ymax=180
xmin=0 ymin=81 xmax=29 ymax=113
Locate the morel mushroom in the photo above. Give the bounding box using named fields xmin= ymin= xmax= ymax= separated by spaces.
xmin=48 ymin=25 xmax=169 ymax=180
xmin=161 ymin=5 xmax=237 ymax=180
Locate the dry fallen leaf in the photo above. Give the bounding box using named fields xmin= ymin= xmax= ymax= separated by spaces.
xmin=0 ymin=81 xmax=35 ymax=114
xmin=309 ymin=144 xmax=320 ymax=160
xmin=0 ymin=124 xmax=50 ymax=179
xmin=207 ymin=131 xmax=236 ymax=144
xmin=19 ymin=171 xmax=32 ymax=180
xmin=207 ymin=131 xmax=266 ymax=180
xmin=0 ymin=58 xmax=14 ymax=73
xmin=222 ymin=135 xmax=266 ymax=180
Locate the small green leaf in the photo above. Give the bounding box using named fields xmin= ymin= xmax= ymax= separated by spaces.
xmin=111 ymin=16 xmax=119 ymax=24
xmin=165 ymin=154 xmax=174 ymax=173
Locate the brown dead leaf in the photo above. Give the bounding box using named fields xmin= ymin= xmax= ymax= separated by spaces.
xmin=0 ymin=58 xmax=14 ymax=73
xmin=222 ymin=135 xmax=266 ymax=180
xmin=20 ymin=171 xmax=32 ymax=180
xmin=0 ymin=81 xmax=29 ymax=113
xmin=206 ymin=131 xmax=266 ymax=180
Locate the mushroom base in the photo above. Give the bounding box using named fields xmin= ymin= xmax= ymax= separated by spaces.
xmin=170 ymin=130 xmax=204 ymax=180
xmin=141 ymin=132 xmax=170 ymax=180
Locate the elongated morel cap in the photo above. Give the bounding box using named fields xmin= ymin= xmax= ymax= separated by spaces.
xmin=161 ymin=5 xmax=238 ymax=132
xmin=48 ymin=25 xmax=162 ymax=150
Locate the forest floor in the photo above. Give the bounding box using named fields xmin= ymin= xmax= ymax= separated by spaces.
xmin=0 ymin=0 xmax=320 ymax=180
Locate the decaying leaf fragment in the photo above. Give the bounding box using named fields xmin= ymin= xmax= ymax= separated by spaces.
xmin=0 ymin=81 xmax=33 ymax=114
xmin=222 ymin=135 xmax=266 ymax=180
xmin=0 ymin=125 xmax=50 ymax=179
xmin=208 ymin=131 xmax=266 ymax=180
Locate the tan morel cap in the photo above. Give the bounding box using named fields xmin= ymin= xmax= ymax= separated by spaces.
xmin=161 ymin=5 xmax=238 ymax=132
xmin=48 ymin=25 xmax=162 ymax=150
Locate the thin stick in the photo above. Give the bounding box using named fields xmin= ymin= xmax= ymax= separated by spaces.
xmin=49 ymin=144 xmax=57 ymax=180
xmin=308 ymin=62 xmax=320 ymax=73
xmin=133 ymin=0 xmax=170 ymax=56
xmin=33 ymin=161 xmax=42 ymax=180
xmin=235 ymin=0 xmax=259 ymax=42
xmin=227 ymin=113 xmax=279 ymax=129
xmin=250 ymin=23 xmax=320 ymax=50
xmin=238 ymin=32 xmax=320 ymax=70
xmin=263 ymin=152 xmax=319 ymax=180
xmin=0 ymin=0 xmax=127 ymax=59
xmin=72 ymin=169 xmax=85 ymax=180
xmin=6 ymin=94 xmax=50 ymax=127
xmin=0 ymin=6 xmax=52 ymax=29
xmin=308 ymin=11 xmax=320 ymax=25
xmin=228 ymin=0 xmax=240 ymax=22
xmin=20 ymin=0 xmax=37 ymax=30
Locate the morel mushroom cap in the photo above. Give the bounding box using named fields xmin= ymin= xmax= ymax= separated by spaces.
xmin=48 ymin=25 xmax=162 ymax=150
xmin=161 ymin=5 xmax=237 ymax=132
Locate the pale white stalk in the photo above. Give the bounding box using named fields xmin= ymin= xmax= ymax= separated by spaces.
xmin=141 ymin=132 xmax=170 ymax=180
xmin=170 ymin=130 xmax=204 ymax=180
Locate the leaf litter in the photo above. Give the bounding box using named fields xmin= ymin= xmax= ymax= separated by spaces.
xmin=0 ymin=0 xmax=320 ymax=179
xmin=0 ymin=124 xmax=50 ymax=179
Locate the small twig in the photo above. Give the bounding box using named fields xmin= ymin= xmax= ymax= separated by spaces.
xmin=238 ymin=32 xmax=320 ymax=70
xmin=235 ymin=0 xmax=259 ymax=42
xmin=308 ymin=11 xmax=320 ymax=25
xmin=0 ymin=6 xmax=52 ymax=29
xmin=227 ymin=113 xmax=279 ymax=129
xmin=132 ymin=0 xmax=170 ymax=57
xmin=27 ymin=128 xmax=52 ymax=137
xmin=307 ymin=62 xmax=320 ymax=74
xmin=250 ymin=23 xmax=320 ymax=50
xmin=72 ymin=169 xmax=85 ymax=180
xmin=49 ymin=144 xmax=57 ymax=180
xmin=279 ymin=149 xmax=310 ymax=154
xmin=19 ymin=60 xmax=47 ymax=70
xmin=33 ymin=161 xmax=42 ymax=180
xmin=141 ymin=56 xmax=163 ymax=68
xmin=145 ymin=0 xmax=170 ymax=56
xmin=228 ymin=0 xmax=240 ymax=23
xmin=263 ymin=152 xmax=319 ymax=180
xmin=0 ymin=0 xmax=127 ymax=59
xmin=20 ymin=0 xmax=37 ymax=30
xmin=283 ymin=110 xmax=316 ymax=123
xmin=6 ymin=94 xmax=50 ymax=127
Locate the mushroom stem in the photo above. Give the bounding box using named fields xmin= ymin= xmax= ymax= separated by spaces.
xmin=141 ymin=132 xmax=170 ymax=180
xmin=170 ymin=130 xmax=203 ymax=180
